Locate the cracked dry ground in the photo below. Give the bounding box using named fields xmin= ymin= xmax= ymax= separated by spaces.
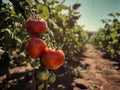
xmin=73 ymin=43 xmax=120 ymax=90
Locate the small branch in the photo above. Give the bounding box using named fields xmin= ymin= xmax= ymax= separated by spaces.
xmin=30 ymin=58 xmax=37 ymax=90
xmin=44 ymin=80 xmax=48 ymax=90
xmin=31 ymin=68 xmax=36 ymax=90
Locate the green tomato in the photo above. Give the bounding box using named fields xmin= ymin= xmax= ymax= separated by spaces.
xmin=37 ymin=83 xmax=44 ymax=90
xmin=48 ymin=71 xmax=56 ymax=83
xmin=36 ymin=68 xmax=49 ymax=81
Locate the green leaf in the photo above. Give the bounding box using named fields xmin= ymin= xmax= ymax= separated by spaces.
xmin=58 ymin=13 xmax=66 ymax=23
xmin=36 ymin=4 xmax=49 ymax=20
xmin=10 ymin=9 xmax=15 ymax=15
xmin=116 ymin=12 xmax=120 ymax=16
xmin=110 ymin=32 xmax=117 ymax=39
xmin=112 ymin=39 xmax=118 ymax=44
xmin=72 ymin=15 xmax=80 ymax=20
xmin=108 ymin=13 xmax=115 ymax=17
xmin=72 ymin=3 xmax=81 ymax=10
xmin=73 ymin=11 xmax=80 ymax=15
xmin=54 ymin=4 xmax=68 ymax=11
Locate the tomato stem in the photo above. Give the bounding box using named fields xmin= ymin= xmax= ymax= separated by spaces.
xmin=32 ymin=68 xmax=36 ymax=90
xmin=31 ymin=58 xmax=37 ymax=90
xmin=44 ymin=80 xmax=48 ymax=90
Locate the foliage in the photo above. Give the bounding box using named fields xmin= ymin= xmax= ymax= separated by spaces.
xmin=0 ymin=0 xmax=88 ymax=77
xmin=91 ymin=13 xmax=120 ymax=61
xmin=0 ymin=1 xmax=28 ymax=76
xmin=41 ymin=0 xmax=88 ymax=59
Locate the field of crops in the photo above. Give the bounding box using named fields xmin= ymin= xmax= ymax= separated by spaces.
xmin=0 ymin=0 xmax=120 ymax=90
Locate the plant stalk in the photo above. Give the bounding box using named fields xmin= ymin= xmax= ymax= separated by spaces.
xmin=44 ymin=80 xmax=48 ymax=90
xmin=32 ymin=68 xmax=36 ymax=90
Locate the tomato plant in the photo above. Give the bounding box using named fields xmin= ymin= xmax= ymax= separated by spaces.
xmin=91 ymin=13 xmax=120 ymax=61
xmin=0 ymin=0 xmax=88 ymax=90
xmin=41 ymin=48 xmax=65 ymax=70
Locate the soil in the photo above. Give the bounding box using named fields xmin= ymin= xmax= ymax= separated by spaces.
xmin=0 ymin=43 xmax=120 ymax=90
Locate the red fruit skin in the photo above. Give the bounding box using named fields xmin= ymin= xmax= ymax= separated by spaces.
xmin=25 ymin=38 xmax=47 ymax=58
xmin=41 ymin=48 xmax=65 ymax=70
xmin=25 ymin=18 xmax=47 ymax=36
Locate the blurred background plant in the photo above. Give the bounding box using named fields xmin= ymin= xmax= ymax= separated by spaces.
xmin=90 ymin=13 xmax=120 ymax=62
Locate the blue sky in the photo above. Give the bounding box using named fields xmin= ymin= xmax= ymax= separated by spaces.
xmin=64 ymin=0 xmax=120 ymax=31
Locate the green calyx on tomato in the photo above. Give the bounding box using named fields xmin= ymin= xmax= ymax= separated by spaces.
xmin=25 ymin=18 xmax=47 ymax=36
xmin=36 ymin=68 xmax=50 ymax=81
xmin=25 ymin=37 xmax=47 ymax=58
xmin=41 ymin=48 xmax=65 ymax=70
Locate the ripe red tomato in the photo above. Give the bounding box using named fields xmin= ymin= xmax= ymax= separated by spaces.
xmin=41 ymin=48 xmax=65 ymax=70
xmin=25 ymin=37 xmax=46 ymax=58
xmin=25 ymin=18 xmax=47 ymax=36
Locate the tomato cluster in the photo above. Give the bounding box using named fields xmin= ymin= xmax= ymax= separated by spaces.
xmin=24 ymin=18 xmax=65 ymax=90
xmin=35 ymin=68 xmax=56 ymax=89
